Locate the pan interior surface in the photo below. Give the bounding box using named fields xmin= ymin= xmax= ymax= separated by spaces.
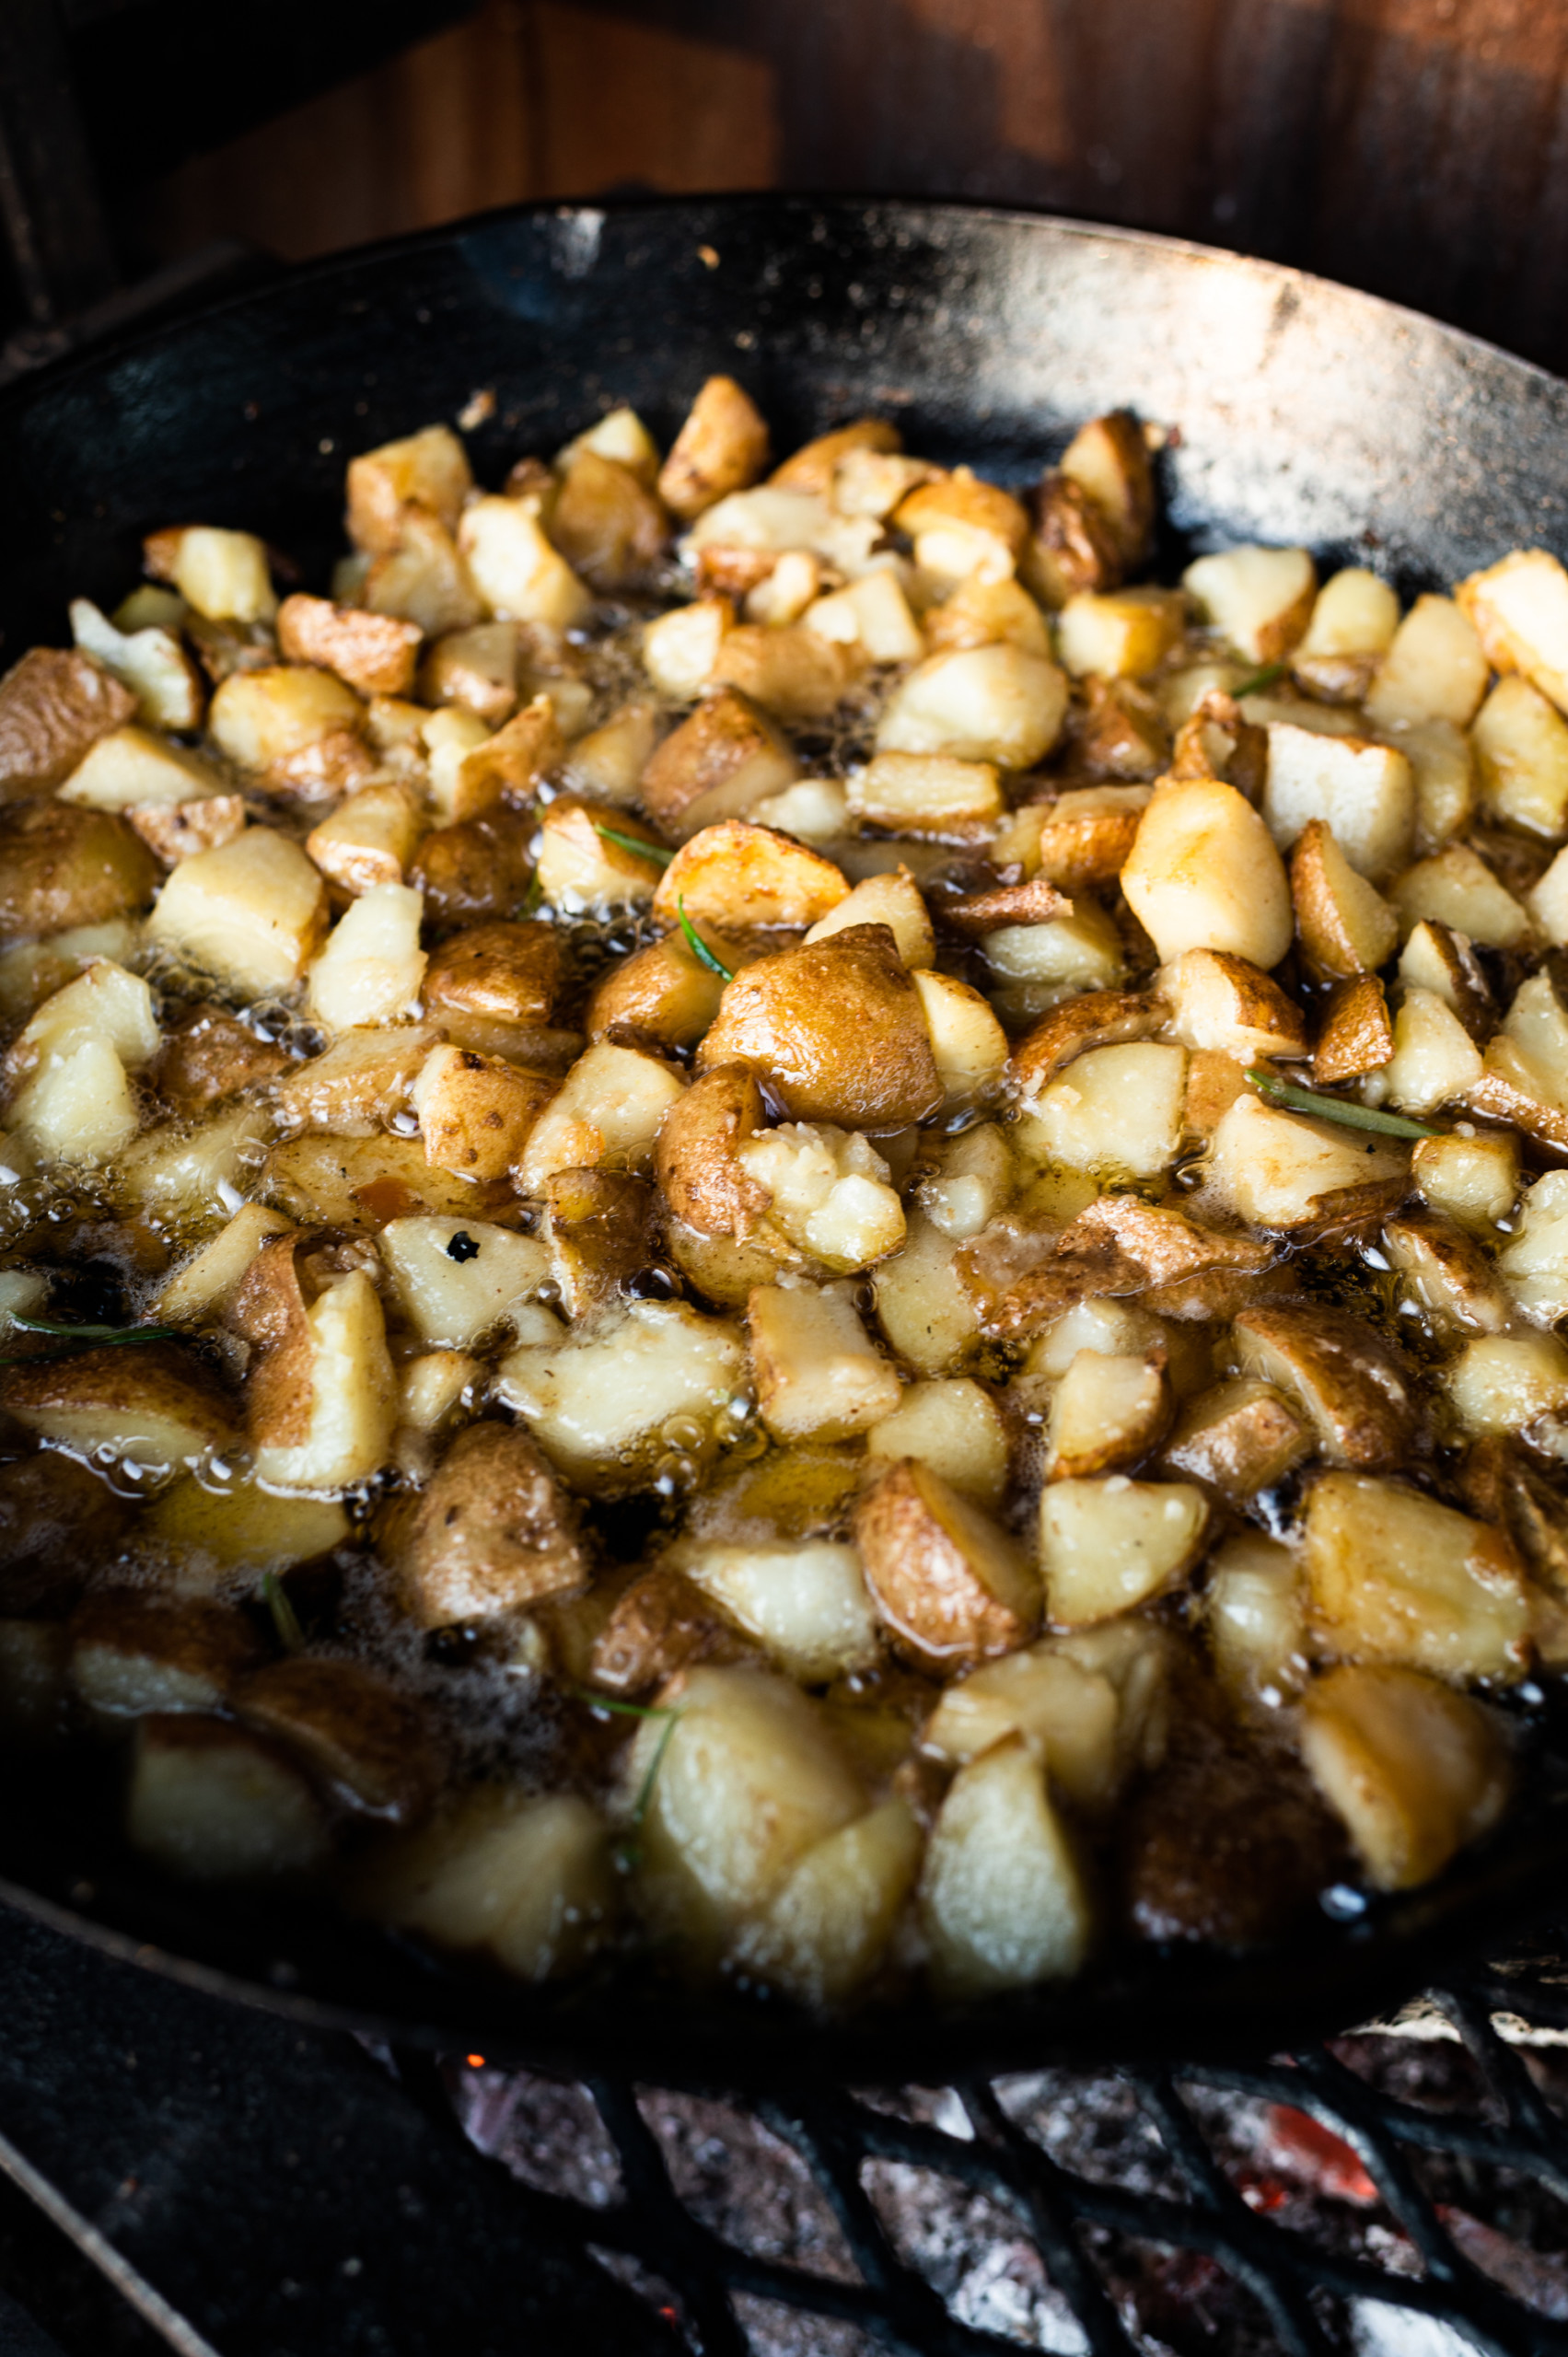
xmin=3 ymin=193 xmax=1568 ymax=2082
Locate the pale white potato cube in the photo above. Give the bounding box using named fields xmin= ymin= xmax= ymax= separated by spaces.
xmin=1155 ymin=947 xmax=1307 ymax=1062
xmin=1262 ymin=723 xmax=1414 ymax=880
xmin=917 ymin=1123 xmax=1014 ymax=1240
xmin=135 ymin=1478 xmax=348 ymax=1587
xmin=1206 ymin=1092 xmax=1408 ymax=1226
xmin=981 ymin=895 xmax=1126 ymax=993
xmin=8 ymin=1036 xmax=137 ymax=1165
xmin=1389 ymin=843 xmax=1530 ymax=950
xmin=734 ymin=1798 xmax=922 ymax=2008
xmin=1499 ymin=1169 xmax=1568 ymax=1319
xmin=147 ymin=829 xmax=328 ymax=996
xmin=866 ymin=1377 xmax=1009 ymax=1505
xmin=254 ymin=1271 xmax=398 ymax=1492
xmin=274 ymin=1026 xmax=436 ymax=1137
xmin=1203 ymin=1533 xmax=1307 ymax=1700
xmin=1026 ymin=1298 xmax=1167 ymax=1378
xmin=1472 ymin=675 xmax=1568 ymax=839
xmin=1045 ymin=1350 xmax=1168 ymax=1482
xmin=59 ymin=726 xmax=221 ymax=811
xmin=1055 ymin=587 xmax=1184 ymax=679
xmin=1301 ymin=1664 xmax=1510 ymax=1892
xmin=494 ymin=1302 xmax=747 ymax=1483
xmin=127 ymin=1721 xmax=328 ymax=1884
xmin=156 ymin=1203 xmax=293 ymax=1325
xmin=748 ymin=777 xmax=851 ymax=844
xmin=1304 ymin=1471 xmax=1528 ymax=1684
xmin=1458 ymin=547 xmax=1568 ymax=714
xmin=1297 ymin=568 xmax=1400 ymax=660
xmin=69 ymin=598 xmax=202 ymax=731
xmin=738 ymin=1124 xmax=904 ymax=1272
xmin=458 ymin=495 xmax=592 ymax=628
xmin=398 ymin=1351 xmax=478 ymax=1434
xmin=378 ymin=1216 xmax=552 ymax=1349
xmin=169 ymin=527 xmax=275 ymax=624
xmin=1365 ymin=595 xmax=1489 ymax=729
xmin=364 ymin=1788 xmax=612 ymax=1980
xmin=558 ymin=404 xmax=660 ymax=486
xmin=920 ymin=1737 xmax=1092 ymax=1997
xmin=642 ymin=598 xmax=731 ymax=700
xmin=515 ymin=1041 xmax=684 ymax=1193
xmin=681 ymin=1539 xmax=879 ymax=1680
xmin=848 ymin=749 xmax=1003 ymax=834
xmin=912 ymin=969 xmax=1010 ymax=1106
xmin=685 ymin=484 xmax=830 ymax=554
xmin=1040 ymin=1476 xmax=1209 ymax=1626
xmin=922 ymin=1619 xmax=1169 ymax=1808
xmin=630 ymin=1665 xmax=864 ymax=1940
xmin=875 ymin=646 xmax=1068 ymax=770
xmin=1383 ymin=989 xmax=1484 ymax=1116
xmin=1413 ymin=1131 xmax=1519 ymax=1235
xmin=306 ymin=781 xmax=426 ymax=896
xmin=749 ymin=1280 xmax=900 ymax=1441
xmin=871 ymin=1212 xmax=981 ymax=1376
xmin=113 ymin=1102 xmax=269 ymax=1219
xmin=1447 ymin=1332 xmax=1568 ymax=1437
xmin=1182 ymin=544 xmax=1315 ymax=662
xmin=209 ymin=667 xmax=365 ymax=774
xmin=421 ymin=706 xmax=495 ymax=823
xmin=11 ymin=958 xmax=157 ymax=1072
xmin=1024 ymin=1041 xmax=1187 ymax=1179
xmin=305 ymin=882 xmax=426 ymax=1031
xmin=803 ymin=569 xmax=924 ymax=663
xmin=559 ymin=701 xmax=661 ymax=807
xmin=1392 ymin=719 xmax=1477 ymax=856
xmin=745 ymin=552 xmax=821 ymax=626
xmin=1493 ymin=971 xmax=1568 ymax=1108
xmin=805 ymin=868 xmax=934 ymax=967
xmin=1527 ymin=845 xmax=1568 ymax=945
xmin=1121 ymin=775 xmax=1293 ymax=969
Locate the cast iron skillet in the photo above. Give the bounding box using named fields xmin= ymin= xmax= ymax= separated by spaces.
xmin=3 ymin=195 xmax=1568 ymax=2087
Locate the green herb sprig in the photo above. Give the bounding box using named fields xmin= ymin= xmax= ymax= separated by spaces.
xmin=1231 ymin=660 xmax=1286 ymax=700
xmin=0 ymin=1317 xmax=180 ymax=1365
xmin=1246 ymin=1069 xmax=1441 ymax=1140
xmin=261 ymin=1571 xmax=305 ymax=1655
xmin=678 ymin=896 xmax=734 ymax=981
xmin=569 ymin=1684 xmax=680 ymax=1870
xmin=516 ymin=870 xmax=544 ymax=920
xmin=596 ymin=823 xmax=673 ymax=869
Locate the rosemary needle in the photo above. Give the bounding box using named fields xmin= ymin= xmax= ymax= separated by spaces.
xmin=678 ymin=896 xmax=735 ymax=981
xmin=1245 ymin=1069 xmax=1442 ymax=1140
xmin=261 ymin=1572 xmax=305 ymax=1655
xmin=1231 ymin=659 xmax=1286 ymax=699
xmin=10 ymin=1317 xmax=179 ymax=1345
xmin=595 ymin=822 xmax=673 ymax=868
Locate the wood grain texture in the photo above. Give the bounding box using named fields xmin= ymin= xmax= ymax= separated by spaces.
xmin=142 ymin=0 xmax=1568 ymax=370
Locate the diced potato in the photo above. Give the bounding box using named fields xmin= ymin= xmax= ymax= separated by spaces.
xmin=1290 ymin=820 xmax=1400 ymax=976
xmin=982 ymin=895 xmax=1127 ymax=1004
xmin=697 ymin=927 xmax=941 ymax=1130
xmin=533 ymin=797 xmax=662 ymax=914
xmin=747 ymin=776 xmax=849 ymax=845
xmin=58 ymin=725 xmax=220 ymax=813
xmin=0 ymin=644 xmax=137 ymax=795
xmin=7 ymin=1028 xmax=138 ymax=1164
xmin=1057 ymin=412 xmax=1155 ymax=567
xmin=346 ymin=423 xmax=472 ymax=552
xmin=306 ymin=781 xmax=425 ymax=896
xmin=872 ymin=1210 xmax=981 ymax=1376
xmin=112 ymin=1100 xmax=271 ymax=1220
xmin=680 ymin=1538 xmax=877 ymax=1680
xmin=1365 ymin=595 xmax=1489 ymax=729
xmin=1457 ymin=546 xmax=1568 ymax=714
xmin=1312 ymin=972 xmax=1390 ymax=1089
xmin=0 ymin=801 xmax=155 ymax=938
xmin=273 ymin=1025 xmax=436 ymax=1137
xmin=1397 ymin=921 xmax=1491 ymax=1034
xmin=1056 ymin=587 xmax=1184 ymax=679
xmin=995 ymin=784 xmax=1150 ymax=892
xmin=69 ymin=597 xmax=203 ymax=731
xmin=363 ymin=1787 xmax=615 ymax=1979
xmin=208 ymin=667 xmax=365 ymax=784
xmin=1263 ymin=724 xmax=1414 ymax=881
xmin=550 ymin=449 xmax=667 ymax=592
xmin=875 ymin=645 xmax=1068 ymax=770
xmin=250 ymin=1271 xmax=397 ymax=1492
xmin=854 ymin=1456 xmax=1037 ymax=1670
xmin=392 ymin=1419 xmax=585 ymax=1624
xmin=1383 ymin=1210 xmax=1511 ymax=1339
xmin=495 ymin=1301 xmax=746 ymax=1487
xmin=710 ymin=624 xmax=860 ymax=725
xmin=419 ymin=706 xmax=495 ymax=822
xmin=277 ymin=594 xmax=422 ymax=700
xmin=147 ymin=826 xmax=328 ymax=995
xmin=1024 ymin=1041 xmax=1187 ymax=1180
xmin=1206 ymin=1091 xmax=1407 ymax=1226
xmin=1383 ymin=988 xmax=1484 ymax=1116
xmin=1231 ymin=1302 xmax=1413 ymax=1469
xmin=922 ymin=1619 xmax=1167 ymax=1807
xmin=1040 ymin=1476 xmax=1207 ymax=1626
xmin=130 ymin=795 xmax=247 ymax=868
xmin=804 ymin=867 xmax=933 ymax=968
xmin=734 ymin=1797 xmax=921 ymax=2009
xmin=378 ymin=1215 xmax=549 ymax=1349
xmin=70 ymin=1589 xmax=261 ymax=1724
xmin=559 ymin=701 xmax=660 ymax=807
xmin=306 ymin=882 xmax=426 ymax=1031
xmin=1390 ymin=842 xmax=1531 ymax=949
xmin=155 ymin=1203 xmax=294 ymax=1325
xmin=1295 ymin=567 xmax=1400 ymax=677
xmin=1122 ymin=774 xmax=1293 ymax=969
xmin=9 ymin=955 xmax=158 ymax=1077
xmin=1472 ymin=675 xmax=1568 ymax=839
xmin=1156 ymin=948 xmax=1307 ymax=1061
xmin=1183 ymin=545 xmax=1315 ymax=662
xmin=515 ymin=1040 xmax=684 ymax=1193
xmin=1414 ymin=1130 xmax=1519 ymax=1235
xmin=456 ymin=496 xmax=590 ymax=630
xmin=1202 ymin=1532 xmax=1307 ymax=1698
xmin=1395 ymin=719 xmax=1477 ymax=856
xmin=658 ymin=377 xmax=770 ymax=522
xmin=1304 ymin=1470 xmax=1528 ymax=1682
xmin=1527 ymin=843 xmax=1568 ymax=944
xmin=642 ymin=596 xmax=733 ymax=700
xmin=804 ymin=568 xmax=925 ymax=664
xmin=639 ymin=687 xmax=797 ymax=842
xmin=1497 ymin=1167 xmax=1568 ymax=1319
xmin=866 ymin=1376 xmax=1008 ymax=1505
xmin=749 ymin=1281 xmax=900 ymax=1442
xmin=654 ymin=820 xmax=846 ymax=935
xmin=411 ymin=1043 xmax=553 ymax=1181
xmin=895 ymin=470 xmax=1028 ymax=590
xmin=917 ymin=1124 xmax=1015 ymax=1241
xmin=1300 ymin=1664 xmax=1511 ymax=1890
xmin=588 ymin=932 xmax=724 ymax=1058
xmin=559 ymin=404 xmax=661 ymax=487
xmin=1046 ymin=1350 xmax=1169 ymax=1481
xmin=920 ymin=1736 xmax=1092 ymax=1997
xmin=398 ymin=1350 xmax=478 ymax=1444
xmin=151 ymin=527 xmax=275 ymax=625
xmin=363 ymin=509 xmax=482 ymax=636
xmin=128 ymin=1717 xmax=330 ymax=1882
xmin=738 ymin=1124 xmax=904 ymax=1272
xmin=1025 ymin=1298 xmax=1166 ymax=1378
xmin=1448 ymin=1330 xmax=1568 ymax=1439
xmin=924 ymin=573 xmax=1051 ymax=661
xmin=1484 ymin=974 xmax=1568 ymax=1125
xmin=849 ymin=752 xmax=1002 ymax=841
xmin=0 ymin=1344 xmax=235 ymax=1477
xmin=912 ymin=970 xmax=1009 ymax=1109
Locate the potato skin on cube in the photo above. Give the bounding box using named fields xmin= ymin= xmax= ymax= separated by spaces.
xmin=639 ymin=688 xmax=798 ymax=843
xmin=395 ymin=1422 xmax=587 ymax=1628
xmin=0 ymin=801 xmax=157 ymax=938
xmin=698 ymin=924 xmax=941 ymax=1129
xmin=854 ymin=1457 xmax=1039 ymax=1672
xmin=658 ymin=376 xmax=771 ymax=522
xmin=1300 ymin=1663 xmax=1512 ymax=1890
xmin=0 ymin=648 xmax=137 ymax=795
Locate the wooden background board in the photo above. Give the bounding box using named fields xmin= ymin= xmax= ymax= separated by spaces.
xmin=140 ymin=0 xmax=1568 ymax=372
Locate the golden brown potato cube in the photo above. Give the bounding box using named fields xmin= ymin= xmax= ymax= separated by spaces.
xmin=639 ymin=688 xmax=797 ymax=843
xmin=543 ymin=1167 xmax=659 ymax=1318
xmin=1045 ymin=1350 xmax=1170 ymax=1481
xmin=535 ymin=797 xmax=666 ymax=913
xmin=1023 ymin=472 xmax=1122 ymax=608
xmin=587 ymin=930 xmax=726 ymax=1053
xmin=364 ymin=509 xmax=482 ymax=636
xmin=208 ymin=665 xmax=366 ymax=780
xmin=657 ymin=376 xmax=771 ymax=522
xmin=1412 ymin=1131 xmax=1518 ymax=1236
xmin=69 ymin=595 xmax=204 ymax=733
xmin=923 ymin=573 xmax=1051 ymax=660
xmin=1446 ymin=1330 xmax=1568 ymax=1438
xmin=411 ymin=1043 xmax=554 ymax=1180
xmin=1313 ymin=974 xmax=1394 ymax=1084
xmin=1305 ymin=1470 xmax=1528 ymax=1682
xmin=355 ymin=1785 xmax=615 ymax=1980
xmin=1057 ymin=587 xmax=1185 ymax=680
xmin=768 ymin=416 xmax=900 ymax=495
xmin=1155 ymin=948 xmax=1307 ymax=1064
xmin=749 ymin=1281 xmax=900 ymax=1441
xmin=0 ymin=801 xmax=157 ymax=938
xmin=129 ymin=795 xmax=247 ymax=868
xmin=0 ymin=648 xmax=137 ymax=797
xmin=895 ymin=468 xmax=1029 ymax=588
xmin=876 ymin=645 xmax=1067 ymax=771
xmin=1122 ymin=773 xmax=1294 ymax=971
xmin=587 ymin=1564 xmax=751 ymax=1696
xmin=1058 ymin=410 xmax=1156 ymax=568
xmin=418 ymin=620 xmax=519 ymax=724
xmin=306 ymin=781 xmax=425 ymax=896
xmin=149 ymin=826 xmax=329 ymax=996
xmin=1472 ymin=674 xmax=1568 ymax=839
xmin=806 ymin=867 xmax=934 ymax=969
xmin=1161 ymin=1377 xmax=1310 ymax=1505
xmin=865 ymin=1376 xmax=1009 ymax=1506
xmin=151 ymin=1005 xmax=289 ymax=1117
xmin=409 ymin=810 xmax=536 ymax=927
xmin=1183 ymin=546 xmax=1316 ymax=664
xmin=347 ymin=422 xmax=473 ymax=554
xmin=0 ymin=1343 xmax=235 ymax=1474
xmin=697 ymin=924 xmax=941 ymax=1128
xmin=642 ymin=595 xmax=733 ymax=701
xmin=1006 ymin=990 xmax=1156 ymax=1099
xmin=276 ymin=595 xmax=421 ymax=697
xmin=423 ymin=918 xmax=563 ymax=1031
xmin=1390 ymin=842 xmax=1530 ymax=950
xmin=550 ymin=448 xmax=668 ymax=589
xmin=1206 ymin=1093 xmax=1408 ymax=1231
xmin=854 ymin=1456 xmax=1039 ymax=1672
xmin=515 ymin=1039 xmax=686 ymax=1193
xmin=396 ymin=1421 xmax=586 ymax=1628
xmin=1365 ymin=593 xmax=1488 ymax=729
xmin=653 ymin=819 xmax=847 ymax=935
xmin=1383 ymin=1211 xmax=1512 ymax=1340
xmin=1290 ymin=819 xmax=1400 ymax=978
xmin=993 ymin=784 xmax=1146 ymax=895
xmin=848 ymin=750 xmax=1003 ymax=837
xmin=128 ymin=1715 xmax=331 ymax=1882
xmin=1232 ymin=1302 xmax=1413 ymax=1470
xmin=559 ymin=700 xmax=662 ymax=808
xmin=735 ymin=1795 xmax=922 ymax=2009
xmin=235 ymin=1657 xmax=437 ymax=1825
xmin=655 ymin=1063 xmax=769 ymax=1237
xmin=1040 ymin=1476 xmax=1209 ymax=1626
xmin=920 ymin=1735 xmax=1092 ymax=1997
xmin=69 ymin=1589 xmax=261 ymax=1723
xmin=710 ymin=624 xmax=860 ymax=726
xmin=1300 ymin=1663 xmax=1511 ymax=1891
